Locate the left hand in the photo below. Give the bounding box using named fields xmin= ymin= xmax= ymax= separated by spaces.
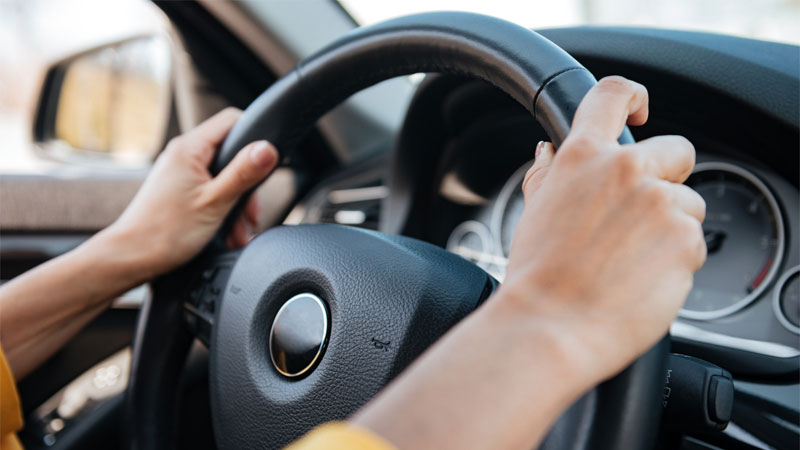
xmin=100 ymin=107 xmax=279 ymax=282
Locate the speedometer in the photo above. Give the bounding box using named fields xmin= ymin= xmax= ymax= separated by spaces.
xmin=491 ymin=159 xmax=785 ymax=321
xmin=680 ymin=162 xmax=785 ymax=320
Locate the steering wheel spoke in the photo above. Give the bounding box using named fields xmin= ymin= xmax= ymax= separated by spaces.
xmin=182 ymin=251 xmax=240 ymax=347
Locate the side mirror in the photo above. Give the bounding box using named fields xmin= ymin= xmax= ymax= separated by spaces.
xmin=34 ymin=36 xmax=172 ymax=168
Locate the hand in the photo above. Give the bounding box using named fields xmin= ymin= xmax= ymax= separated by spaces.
xmin=501 ymin=76 xmax=706 ymax=383
xmin=349 ymin=77 xmax=706 ymax=449
xmin=100 ymin=107 xmax=278 ymax=282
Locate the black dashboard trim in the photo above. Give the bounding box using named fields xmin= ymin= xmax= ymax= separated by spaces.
xmin=538 ymin=27 xmax=799 ymax=128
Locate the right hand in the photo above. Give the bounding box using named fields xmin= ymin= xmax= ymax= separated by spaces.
xmin=500 ymin=76 xmax=706 ymax=383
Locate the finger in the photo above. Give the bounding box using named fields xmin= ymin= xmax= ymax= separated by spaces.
xmin=631 ymin=135 xmax=696 ymax=183
xmin=522 ymin=141 xmax=554 ymax=198
xmin=650 ymin=179 xmax=706 ymax=222
xmin=677 ymin=213 xmax=707 ymax=273
xmin=228 ymin=215 xmax=251 ymax=249
xmin=244 ymin=195 xmax=261 ymax=230
xmin=669 ymin=182 xmax=706 ymax=223
xmin=181 ymin=107 xmax=242 ymax=165
xmin=569 ymin=76 xmax=649 ymax=145
xmin=205 ymin=140 xmax=278 ymax=207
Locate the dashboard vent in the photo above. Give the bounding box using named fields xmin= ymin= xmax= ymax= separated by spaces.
xmin=318 ymin=185 xmax=387 ymax=230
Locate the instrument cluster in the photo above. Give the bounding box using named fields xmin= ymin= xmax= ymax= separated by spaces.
xmin=443 ymin=154 xmax=800 ymax=354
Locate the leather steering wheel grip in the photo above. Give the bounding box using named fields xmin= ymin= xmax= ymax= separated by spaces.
xmin=211 ymin=11 xmax=633 ymax=176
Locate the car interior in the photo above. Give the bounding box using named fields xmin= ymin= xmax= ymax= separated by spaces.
xmin=0 ymin=1 xmax=798 ymax=449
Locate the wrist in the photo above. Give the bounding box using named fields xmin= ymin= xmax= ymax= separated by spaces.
xmin=487 ymin=285 xmax=610 ymax=393
xmin=353 ymin=286 xmax=609 ymax=450
xmin=83 ymin=224 xmax=159 ymax=288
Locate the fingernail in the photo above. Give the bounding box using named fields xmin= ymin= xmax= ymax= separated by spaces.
xmin=249 ymin=141 xmax=276 ymax=167
xmin=535 ymin=141 xmax=544 ymax=158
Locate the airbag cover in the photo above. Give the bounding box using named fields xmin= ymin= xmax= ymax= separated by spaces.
xmin=209 ymin=224 xmax=491 ymax=449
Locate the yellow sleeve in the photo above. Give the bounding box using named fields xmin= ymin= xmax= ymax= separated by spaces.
xmin=0 ymin=345 xmax=23 ymax=450
xmin=285 ymin=422 xmax=395 ymax=450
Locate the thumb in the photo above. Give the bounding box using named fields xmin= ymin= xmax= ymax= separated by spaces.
xmin=521 ymin=141 xmax=554 ymax=197
xmin=206 ymin=140 xmax=279 ymax=207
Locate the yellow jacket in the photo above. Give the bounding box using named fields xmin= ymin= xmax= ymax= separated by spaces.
xmin=0 ymin=346 xmax=22 ymax=450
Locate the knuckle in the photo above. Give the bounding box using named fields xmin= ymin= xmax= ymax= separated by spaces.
xmin=616 ymin=149 xmax=642 ymax=172
xmin=645 ymin=182 xmax=672 ymax=209
xmin=611 ymin=150 xmax=644 ymax=185
xmin=668 ymin=134 xmax=696 ymax=171
xmin=559 ymin=135 xmax=598 ymax=163
xmin=565 ymin=135 xmax=596 ymax=152
xmin=597 ymin=75 xmax=632 ymax=92
xmin=596 ymin=76 xmax=648 ymax=107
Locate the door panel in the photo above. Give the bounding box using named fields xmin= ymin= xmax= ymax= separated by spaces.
xmin=0 ymin=175 xmax=142 ymax=232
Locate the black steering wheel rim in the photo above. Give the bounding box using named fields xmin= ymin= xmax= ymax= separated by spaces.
xmin=126 ymin=12 xmax=665 ymax=450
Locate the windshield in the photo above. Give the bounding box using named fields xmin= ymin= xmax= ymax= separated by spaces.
xmin=338 ymin=0 xmax=800 ymax=45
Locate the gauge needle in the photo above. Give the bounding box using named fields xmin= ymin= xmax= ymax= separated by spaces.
xmin=748 ymin=258 xmax=772 ymax=293
xmin=704 ymin=229 xmax=727 ymax=254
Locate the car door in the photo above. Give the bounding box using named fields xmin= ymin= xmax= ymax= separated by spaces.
xmin=0 ymin=1 xmax=185 ymax=448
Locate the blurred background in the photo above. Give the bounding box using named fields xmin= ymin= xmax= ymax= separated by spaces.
xmin=0 ymin=0 xmax=798 ymax=175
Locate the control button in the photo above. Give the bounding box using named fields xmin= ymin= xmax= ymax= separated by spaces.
xmin=270 ymin=293 xmax=329 ymax=378
xmin=708 ymin=375 xmax=734 ymax=424
xmin=661 ymin=354 xmax=734 ymax=433
xmin=201 ymin=267 xmax=217 ymax=281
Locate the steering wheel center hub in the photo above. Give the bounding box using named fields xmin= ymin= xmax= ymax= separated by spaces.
xmin=269 ymin=293 xmax=329 ymax=378
xmin=209 ymin=225 xmax=492 ymax=448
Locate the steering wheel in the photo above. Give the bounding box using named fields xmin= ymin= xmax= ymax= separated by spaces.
xmin=126 ymin=12 xmax=668 ymax=450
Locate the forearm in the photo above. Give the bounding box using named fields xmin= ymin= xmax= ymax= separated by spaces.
xmin=0 ymin=227 xmax=148 ymax=379
xmin=5 ymin=301 xmax=108 ymax=379
xmin=351 ymin=291 xmax=598 ymax=450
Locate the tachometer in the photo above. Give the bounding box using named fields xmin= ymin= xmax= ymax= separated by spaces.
xmin=680 ymin=162 xmax=785 ymax=320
